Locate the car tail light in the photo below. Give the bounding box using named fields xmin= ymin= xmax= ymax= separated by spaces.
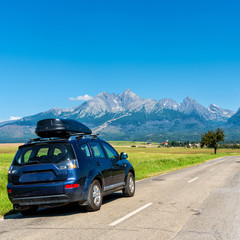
xmin=7 ymin=189 xmax=12 ymax=193
xmin=67 ymin=159 xmax=79 ymax=169
xmin=65 ymin=184 xmax=79 ymax=189
xmin=8 ymin=166 xmax=13 ymax=174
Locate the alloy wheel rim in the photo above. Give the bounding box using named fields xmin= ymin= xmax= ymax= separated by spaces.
xmin=93 ymin=185 xmax=101 ymax=206
xmin=129 ymin=176 xmax=134 ymax=193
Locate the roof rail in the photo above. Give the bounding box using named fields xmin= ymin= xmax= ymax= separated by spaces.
xmin=91 ymin=134 xmax=99 ymax=139
xmin=25 ymin=137 xmax=66 ymax=145
xmin=68 ymin=134 xmax=84 ymax=141
xmin=68 ymin=133 xmax=99 ymax=141
xmin=24 ymin=133 xmax=100 ymax=144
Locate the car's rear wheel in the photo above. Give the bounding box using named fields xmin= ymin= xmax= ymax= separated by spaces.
xmin=123 ymin=172 xmax=135 ymax=197
xmin=85 ymin=180 xmax=102 ymax=212
xmin=20 ymin=206 xmax=38 ymax=216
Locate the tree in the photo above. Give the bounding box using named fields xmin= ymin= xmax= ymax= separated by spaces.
xmin=201 ymin=128 xmax=225 ymax=154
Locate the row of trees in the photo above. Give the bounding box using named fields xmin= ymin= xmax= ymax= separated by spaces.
xmin=156 ymin=128 xmax=231 ymax=154
xmin=161 ymin=128 xmax=226 ymax=154
xmin=166 ymin=141 xmax=198 ymax=147
xmin=219 ymin=143 xmax=240 ymax=149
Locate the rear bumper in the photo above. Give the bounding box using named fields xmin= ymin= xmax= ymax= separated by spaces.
xmin=12 ymin=194 xmax=70 ymax=206
xmin=8 ymin=182 xmax=88 ymax=207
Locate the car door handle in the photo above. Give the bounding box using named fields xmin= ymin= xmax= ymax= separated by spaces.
xmin=96 ymin=162 xmax=100 ymax=166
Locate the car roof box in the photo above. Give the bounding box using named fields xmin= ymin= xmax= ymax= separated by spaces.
xmin=35 ymin=119 xmax=92 ymax=138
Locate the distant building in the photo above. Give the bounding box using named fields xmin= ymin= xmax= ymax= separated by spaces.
xmin=161 ymin=142 xmax=168 ymax=147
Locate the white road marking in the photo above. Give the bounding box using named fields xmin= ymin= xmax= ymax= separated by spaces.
xmin=210 ymin=168 xmax=215 ymax=172
xmin=109 ymin=203 xmax=153 ymax=227
xmin=188 ymin=177 xmax=199 ymax=183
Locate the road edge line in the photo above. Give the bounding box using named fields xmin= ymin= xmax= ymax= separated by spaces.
xmin=188 ymin=177 xmax=199 ymax=183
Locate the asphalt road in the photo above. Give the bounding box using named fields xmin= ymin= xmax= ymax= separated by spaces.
xmin=1 ymin=156 xmax=240 ymax=240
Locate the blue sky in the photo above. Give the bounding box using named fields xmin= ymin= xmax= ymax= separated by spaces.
xmin=0 ymin=0 xmax=240 ymax=121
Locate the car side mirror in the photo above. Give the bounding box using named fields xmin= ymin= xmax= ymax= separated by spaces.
xmin=120 ymin=152 xmax=128 ymax=160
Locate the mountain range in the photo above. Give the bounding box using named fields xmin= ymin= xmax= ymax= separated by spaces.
xmin=1 ymin=89 xmax=240 ymax=143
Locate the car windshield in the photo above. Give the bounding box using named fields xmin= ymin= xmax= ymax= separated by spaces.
xmin=14 ymin=143 xmax=76 ymax=165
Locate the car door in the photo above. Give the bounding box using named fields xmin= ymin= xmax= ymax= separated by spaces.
xmin=101 ymin=142 xmax=126 ymax=185
xmin=88 ymin=141 xmax=112 ymax=187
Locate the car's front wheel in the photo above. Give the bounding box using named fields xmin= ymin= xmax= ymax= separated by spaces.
xmin=123 ymin=172 xmax=135 ymax=197
xmin=85 ymin=180 xmax=103 ymax=212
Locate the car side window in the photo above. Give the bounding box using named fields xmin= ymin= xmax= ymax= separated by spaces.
xmin=37 ymin=148 xmax=48 ymax=157
xmin=79 ymin=143 xmax=91 ymax=158
xmin=101 ymin=143 xmax=119 ymax=160
xmin=53 ymin=148 xmax=62 ymax=156
xmin=88 ymin=142 xmax=105 ymax=158
xmin=23 ymin=150 xmax=32 ymax=163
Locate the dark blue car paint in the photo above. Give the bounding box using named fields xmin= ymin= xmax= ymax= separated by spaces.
xmin=7 ymin=137 xmax=135 ymax=208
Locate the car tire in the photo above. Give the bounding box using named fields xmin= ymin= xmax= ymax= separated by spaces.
xmin=123 ymin=172 xmax=135 ymax=197
xmin=20 ymin=206 xmax=38 ymax=216
xmin=85 ymin=180 xmax=103 ymax=212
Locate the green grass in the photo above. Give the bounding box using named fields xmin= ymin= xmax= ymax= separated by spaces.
xmin=109 ymin=141 xmax=159 ymax=146
xmin=0 ymin=143 xmax=240 ymax=216
xmin=115 ymin=147 xmax=240 ymax=180
xmin=0 ymin=153 xmax=15 ymax=217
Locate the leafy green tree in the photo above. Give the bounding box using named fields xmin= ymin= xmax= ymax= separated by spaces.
xmin=201 ymin=128 xmax=225 ymax=154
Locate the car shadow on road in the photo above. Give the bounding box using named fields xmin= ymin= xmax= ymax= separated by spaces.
xmin=102 ymin=192 xmax=123 ymax=204
xmin=4 ymin=192 xmax=123 ymax=220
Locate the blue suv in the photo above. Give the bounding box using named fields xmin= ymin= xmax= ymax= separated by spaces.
xmin=7 ymin=119 xmax=135 ymax=215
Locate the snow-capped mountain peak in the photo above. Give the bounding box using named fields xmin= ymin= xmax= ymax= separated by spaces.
xmin=68 ymin=91 xmax=235 ymax=121
xmin=208 ymin=104 xmax=235 ymax=119
xmin=1 ymin=89 xmax=238 ymax=143
xmin=8 ymin=89 xmax=236 ymax=124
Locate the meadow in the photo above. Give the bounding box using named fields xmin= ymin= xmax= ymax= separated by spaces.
xmin=1 ymin=142 xmax=240 ymax=216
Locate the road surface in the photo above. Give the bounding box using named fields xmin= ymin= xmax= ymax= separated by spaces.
xmin=1 ymin=156 xmax=240 ymax=240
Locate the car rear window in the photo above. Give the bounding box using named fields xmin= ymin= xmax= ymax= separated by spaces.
xmin=14 ymin=143 xmax=76 ymax=165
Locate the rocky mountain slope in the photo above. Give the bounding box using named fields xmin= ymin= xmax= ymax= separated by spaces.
xmin=0 ymin=89 xmax=238 ymax=142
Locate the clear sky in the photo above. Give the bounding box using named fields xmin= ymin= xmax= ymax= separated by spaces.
xmin=0 ymin=0 xmax=240 ymax=121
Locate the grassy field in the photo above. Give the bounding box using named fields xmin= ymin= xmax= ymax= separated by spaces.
xmin=109 ymin=141 xmax=159 ymax=147
xmin=0 ymin=143 xmax=240 ymax=216
xmin=114 ymin=146 xmax=240 ymax=179
xmin=0 ymin=144 xmax=20 ymax=217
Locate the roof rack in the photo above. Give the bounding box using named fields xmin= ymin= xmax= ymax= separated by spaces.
xmin=25 ymin=137 xmax=67 ymax=145
xmin=68 ymin=133 xmax=99 ymax=141
xmin=90 ymin=134 xmax=99 ymax=139
xmin=25 ymin=133 xmax=99 ymax=145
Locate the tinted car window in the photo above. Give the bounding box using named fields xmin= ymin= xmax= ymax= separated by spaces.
xmin=37 ymin=148 xmax=49 ymax=157
xmin=23 ymin=150 xmax=33 ymax=163
xmin=88 ymin=142 xmax=105 ymax=158
xmin=101 ymin=143 xmax=119 ymax=160
xmin=79 ymin=143 xmax=91 ymax=157
xmin=14 ymin=143 xmax=75 ymax=165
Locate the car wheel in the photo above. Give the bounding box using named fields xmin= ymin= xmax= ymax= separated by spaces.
xmin=123 ymin=172 xmax=135 ymax=197
xmin=20 ymin=206 xmax=38 ymax=216
xmin=85 ymin=180 xmax=102 ymax=212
